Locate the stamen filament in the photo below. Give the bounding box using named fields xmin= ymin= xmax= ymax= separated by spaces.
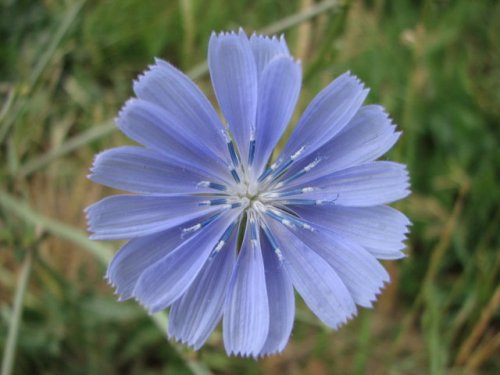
xmin=182 ymin=211 xmax=224 ymax=237
xmin=199 ymin=198 xmax=229 ymax=206
xmin=262 ymin=187 xmax=317 ymax=199
xmin=248 ymin=139 xmax=256 ymax=166
xmin=280 ymin=194 xmax=339 ymax=206
xmin=212 ymin=221 xmax=238 ymax=255
xmin=265 ymin=208 xmax=314 ymax=231
xmin=275 ymin=158 xmax=322 ymax=188
xmin=260 ymin=222 xmax=284 ymax=262
xmin=230 ymin=169 xmax=241 ymax=183
xmin=257 ymin=146 xmax=306 ymax=184
xmin=227 ymin=141 xmax=240 ymax=168
xmin=198 ymin=181 xmax=227 ymax=191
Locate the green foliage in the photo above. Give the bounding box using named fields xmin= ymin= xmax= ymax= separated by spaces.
xmin=1 ymin=0 xmax=498 ymax=374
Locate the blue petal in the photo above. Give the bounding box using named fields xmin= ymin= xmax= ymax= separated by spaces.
xmin=288 ymin=224 xmax=390 ymax=308
xmin=133 ymin=211 xmax=240 ymax=313
xmin=258 ymin=235 xmax=294 ymax=356
xmin=292 ymin=205 xmax=410 ymax=259
xmin=209 ymin=30 xmax=258 ymax=161
xmin=117 ymin=99 xmax=231 ymax=182
xmin=168 ymin=227 xmax=238 ymax=349
xmin=253 ymin=55 xmax=301 ymax=175
xmin=332 ymin=105 xmax=401 ymax=167
xmin=267 ymin=219 xmax=357 ymax=329
xmin=133 ymin=59 xmax=227 ymax=161
xmin=223 ymin=220 xmax=269 ymax=356
xmin=282 ymin=105 xmax=400 ymax=185
xmin=106 ymin=226 xmax=186 ymax=300
xmin=90 ymin=146 xmax=221 ymax=194
xmin=86 ymin=195 xmax=225 ymax=240
xmin=249 ymin=33 xmax=290 ymax=78
xmin=279 ymin=72 xmax=368 ymax=163
xmin=281 ymin=161 xmax=410 ymax=206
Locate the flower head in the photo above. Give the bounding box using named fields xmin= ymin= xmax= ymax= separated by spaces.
xmin=87 ymin=29 xmax=410 ymax=357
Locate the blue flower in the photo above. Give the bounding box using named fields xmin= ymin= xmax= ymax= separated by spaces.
xmin=87 ymin=29 xmax=410 ymax=357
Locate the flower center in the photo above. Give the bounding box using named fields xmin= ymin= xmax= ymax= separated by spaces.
xmin=244 ymin=179 xmax=259 ymax=199
xmin=233 ymin=174 xmax=265 ymax=212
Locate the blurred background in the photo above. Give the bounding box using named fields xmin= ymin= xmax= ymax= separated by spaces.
xmin=0 ymin=0 xmax=498 ymax=374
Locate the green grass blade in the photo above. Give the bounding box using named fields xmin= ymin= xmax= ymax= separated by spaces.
xmin=1 ymin=250 xmax=32 ymax=375
xmin=0 ymin=190 xmax=213 ymax=375
xmin=188 ymin=0 xmax=345 ymax=80
xmin=16 ymin=119 xmax=115 ymax=179
xmin=0 ymin=0 xmax=87 ymax=145
xmin=0 ymin=190 xmax=112 ymax=263
xmin=16 ymin=0 xmax=346 ymax=177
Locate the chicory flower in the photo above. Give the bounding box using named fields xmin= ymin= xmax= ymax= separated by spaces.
xmin=87 ymin=29 xmax=410 ymax=357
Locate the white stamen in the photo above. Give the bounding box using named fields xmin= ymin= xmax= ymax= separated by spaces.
xmin=291 ymin=146 xmax=305 ymax=160
xmin=197 ymin=180 xmax=227 ymax=191
xmin=302 ymin=223 xmax=313 ymax=231
xmin=264 ymin=192 xmax=279 ymax=199
xmin=183 ymin=223 xmax=201 ymax=234
xmin=214 ymin=240 xmax=225 ymax=252
xmin=220 ymin=128 xmax=231 ymax=143
xmin=304 ymin=158 xmax=321 ymax=172
xmin=252 ymin=201 xmax=268 ymax=216
xmin=275 ymin=248 xmax=284 ymax=261
xmin=247 ymin=181 xmax=258 ymax=196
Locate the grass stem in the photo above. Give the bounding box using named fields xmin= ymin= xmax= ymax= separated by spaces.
xmin=1 ymin=250 xmax=32 ymax=375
